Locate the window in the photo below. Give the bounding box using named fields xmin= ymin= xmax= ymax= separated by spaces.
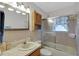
xmin=53 ymin=16 xmax=68 ymax=32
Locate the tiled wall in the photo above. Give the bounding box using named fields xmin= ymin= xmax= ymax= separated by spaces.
xmin=4 ymin=30 xmax=30 ymax=42
xmin=4 ymin=30 xmax=41 ymax=42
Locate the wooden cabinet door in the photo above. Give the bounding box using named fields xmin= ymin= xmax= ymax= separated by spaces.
xmin=34 ymin=11 xmax=42 ymax=30
xmin=32 ymin=11 xmax=42 ymax=30
xmin=35 ymin=12 xmax=41 ymax=25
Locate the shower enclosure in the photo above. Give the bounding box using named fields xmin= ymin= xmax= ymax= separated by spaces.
xmin=41 ymin=15 xmax=77 ymax=56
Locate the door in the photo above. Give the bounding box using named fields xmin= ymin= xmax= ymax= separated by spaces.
xmin=0 ymin=11 xmax=5 ymax=43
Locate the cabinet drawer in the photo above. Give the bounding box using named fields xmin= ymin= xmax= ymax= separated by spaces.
xmin=29 ymin=48 xmax=40 ymax=56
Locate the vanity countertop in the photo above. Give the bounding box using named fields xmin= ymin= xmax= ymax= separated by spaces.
xmin=1 ymin=42 xmax=41 ymax=56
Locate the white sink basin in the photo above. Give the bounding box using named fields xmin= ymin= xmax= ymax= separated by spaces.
xmin=19 ymin=42 xmax=36 ymax=51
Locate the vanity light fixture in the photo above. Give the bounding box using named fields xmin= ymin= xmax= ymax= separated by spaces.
xmin=22 ymin=13 xmax=26 ymax=15
xmin=8 ymin=8 xmax=14 ymax=11
xmin=26 ymin=7 xmax=30 ymax=13
xmin=48 ymin=19 xmax=54 ymax=23
xmin=2 ymin=2 xmax=29 ymax=14
xmin=0 ymin=5 xmax=5 ymax=8
xmin=16 ymin=10 xmax=21 ymax=13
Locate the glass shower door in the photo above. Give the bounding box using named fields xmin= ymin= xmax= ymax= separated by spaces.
xmin=41 ymin=19 xmax=56 ymax=49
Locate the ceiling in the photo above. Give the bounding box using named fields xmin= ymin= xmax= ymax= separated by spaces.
xmin=33 ymin=2 xmax=75 ymax=13
xmin=24 ymin=2 xmax=79 ymax=17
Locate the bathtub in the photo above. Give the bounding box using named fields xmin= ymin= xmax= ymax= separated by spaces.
xmin=43 ymin=41 xmax=77 ymax=56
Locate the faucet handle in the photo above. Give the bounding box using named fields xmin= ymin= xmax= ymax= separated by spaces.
xmin=23 ymin=42 xmax=26 ymax=44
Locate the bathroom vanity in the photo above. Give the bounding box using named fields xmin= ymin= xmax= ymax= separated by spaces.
xmin=1 ymin=42 xmax=41 ymax=56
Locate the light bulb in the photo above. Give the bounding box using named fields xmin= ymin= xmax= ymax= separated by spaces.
xmin=48 ymin=19 xmax=53 ymax=23
xmin=22 ymin=13 xmax=26 ymax=15
xmin=0 ymin=5 xmax=5 ymax=8
xmin=8 ymin=8 xmax=14 ymax=11
xmin=26 ymin=7 xmax=30 ymax=13
xmin=16 ymin=10 xmax=21 ymax=13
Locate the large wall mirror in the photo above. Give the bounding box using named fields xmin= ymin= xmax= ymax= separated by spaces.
xmin=0 ymin=2 xmax=29 ymax=30
xmin=0 ymin=2 xmax=29 ymax=45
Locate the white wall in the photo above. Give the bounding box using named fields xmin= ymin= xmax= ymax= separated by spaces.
xmin=0 ymin=6 xmax=28 ymax=29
